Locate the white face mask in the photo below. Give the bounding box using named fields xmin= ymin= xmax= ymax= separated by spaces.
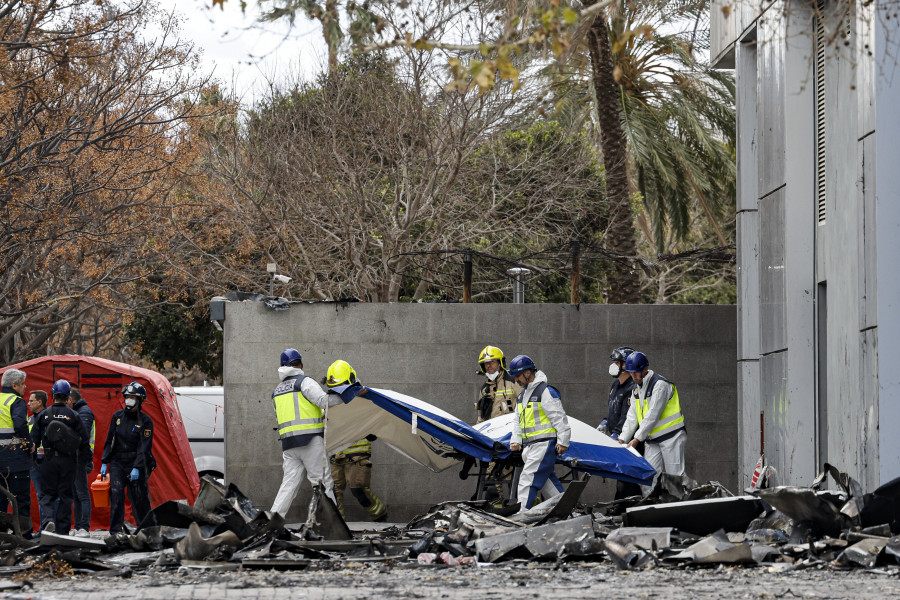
xmin=486 ymin=371 xmax=500 ymax=381
xmin=609 ymin=363 xmax=620 ymax=377
xmin=125 ymin=398 xmax=138 ymax=409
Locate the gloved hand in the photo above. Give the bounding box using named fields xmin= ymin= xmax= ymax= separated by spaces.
xmin=100 ymin=463 xmax=108 ymax=477
xmin=610 ymin=433 xmax=619 ymax=441
xmin=129 ymin=468 xmax=140 ymax=481
xmin=597 ymin=419 xmax=609 ymax=435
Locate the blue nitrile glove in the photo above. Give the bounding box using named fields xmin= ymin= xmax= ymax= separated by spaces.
xmin=100 ymin=463 xmax=108 ymax=477
xmin=610 ymin=433 xmax=619 ymax=441
xmin=600 ymin=419 xmax=608 ymax=427
xmin=130 ymin=468 xmax=140 ymax=481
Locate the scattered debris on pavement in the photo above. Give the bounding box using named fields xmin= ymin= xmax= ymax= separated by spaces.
xmin=5 ymin=465 xmax=900 ymax=581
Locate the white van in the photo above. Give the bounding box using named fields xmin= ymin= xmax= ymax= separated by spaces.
xmin=173 ymin=385 xmax=225 ymax=480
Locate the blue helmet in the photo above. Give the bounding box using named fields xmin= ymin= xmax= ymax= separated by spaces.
xmin=508 ymin=355 xmax=537 ymax=376
xmin=122 ymin=381 xmax=147 ymax=400
xmin=624 ymin=351 xmax=649 ymax=373
xmin=610 ymin=346 xmax=635 ymax=363
xmin=51 ymin=379 xmax=71 ymax=397
xmin=280 ymin=348 xmax=303 ymax=366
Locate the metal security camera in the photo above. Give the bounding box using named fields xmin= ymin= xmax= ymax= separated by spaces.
xmin=273 ymin=274 xmax=292 ymax=284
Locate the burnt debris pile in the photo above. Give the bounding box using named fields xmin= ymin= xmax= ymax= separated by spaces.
xmin=3 ymin=466 xmax=900 ymax=579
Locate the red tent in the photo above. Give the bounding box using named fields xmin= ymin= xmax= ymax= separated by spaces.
xmin=2 ymin=355 xmax=200 ymax=531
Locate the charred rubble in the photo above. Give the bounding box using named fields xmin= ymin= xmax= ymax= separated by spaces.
xmin=1 ymin=465 xmax=900 ymax=582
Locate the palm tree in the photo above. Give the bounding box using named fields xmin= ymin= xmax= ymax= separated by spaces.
xmin=562 ymin=0 xmax=735 ymax=302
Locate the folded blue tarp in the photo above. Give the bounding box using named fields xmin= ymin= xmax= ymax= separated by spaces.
xmin=326 ymin=384 xmax=655 ymax=486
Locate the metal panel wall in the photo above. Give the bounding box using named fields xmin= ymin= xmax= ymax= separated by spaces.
xmin=781 ymin=0 xmax=818 ymax=485
xmin=816 ymin=4 xmax=872 ymax=488
xmin=874 ymin=9 xmax=900 ymax=485
xmin=757 ymin=1 xmax=786 ymax=198
xmin=728 ymin=0 xmax=900 ymax=488
xmin=758 ymin=190 xmax=785 ymax=354
xmin=759 ymin=350 xmax=787 ymax=485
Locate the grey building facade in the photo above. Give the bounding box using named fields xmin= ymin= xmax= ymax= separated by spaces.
xmin=712 ymin=0 xmax=900 ymax=490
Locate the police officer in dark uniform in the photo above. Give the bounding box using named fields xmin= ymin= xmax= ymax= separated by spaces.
xmin=601 ymin=347 xmax=642 ymax=499
xmin=99 ymin=382 xmax=155 ymax=534
xmin=30 ymin=379 xmax=90 ymax=534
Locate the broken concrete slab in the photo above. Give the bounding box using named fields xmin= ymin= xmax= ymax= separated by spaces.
xmin=474 ymin=514 xmax=594 ymax=563
xmin=624 ymin=495 xmax=764 ymax=535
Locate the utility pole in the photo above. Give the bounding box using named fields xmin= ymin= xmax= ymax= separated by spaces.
xmin=462 ymin=251 xmax=472 ymax=303
xmin=570 ymin=241 xmax=581 ymax=305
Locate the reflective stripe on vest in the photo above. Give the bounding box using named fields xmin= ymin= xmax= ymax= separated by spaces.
xmin=634 ymin=373 xmax=685 ymax=440
xmin=273 ymin=377 xmax=323 ymax=439
xmin=336 ymin=438 xmax=371 ymax=457
xmin=0 ymin=393 xmax=18 ymax=438
xmin=90 ymin=421 xmax=96 ymax=451
xmin=516 ymin=382 xmax=556 ymax=443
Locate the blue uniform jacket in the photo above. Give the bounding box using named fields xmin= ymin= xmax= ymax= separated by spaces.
xmin=30 ymin=403 xmax=91 ymax=459
xmin=100 ymin=409 xmax=155 ymax=471
xmin=607 ymin=378 xmax=637 ymax=437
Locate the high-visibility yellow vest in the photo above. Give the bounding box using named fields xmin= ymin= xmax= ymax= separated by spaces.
xmin=336 ymin=438 xmax=371 ymax=457
xmin=634 ymin=373 xmax=685 ymax=440
xmin=28 ymin=415 xmax=42 ymax=449
xmin=89 ymin=421 xmax=96 ymax=451
xmin=272 ymin=376 xmax=323 ymax=439
xmin=0 ymin=393 xmax=22 ymax=445
xmin=516 ymin=383 xmax=557 ymax=444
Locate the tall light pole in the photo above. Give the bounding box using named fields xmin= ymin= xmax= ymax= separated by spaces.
xmin=507 ymin=267 xmax=531 ymax=304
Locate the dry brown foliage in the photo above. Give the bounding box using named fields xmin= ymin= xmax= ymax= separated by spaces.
xmin=0 ymin=1 xmax=210 ymax=363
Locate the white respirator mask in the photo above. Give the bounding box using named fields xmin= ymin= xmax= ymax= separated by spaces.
xmin=486 ymin=371 xmax=500 ymax=381
xmin=608 ymin=363 xmax=621 ymax=377
xmin=125 ymin=398 xmax=138 ymax=409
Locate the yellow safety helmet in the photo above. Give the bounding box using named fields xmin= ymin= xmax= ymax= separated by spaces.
xmin=326 ymin=360 xmax=358 ymax=387
xmin=477 ymin=345 xmax=508 ymax=374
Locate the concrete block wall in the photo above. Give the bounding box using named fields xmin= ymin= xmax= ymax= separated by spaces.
xmin=222 ymin=301 xmax=737 ymax=522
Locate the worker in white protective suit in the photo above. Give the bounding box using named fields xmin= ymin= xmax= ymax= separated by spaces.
xmin=507 ymin=355 xmax=570 ymax=511
xmin=270 ymin=348 xmax=345 ymax=518
xmin=618 ymin=351 xmax=687 ymax=492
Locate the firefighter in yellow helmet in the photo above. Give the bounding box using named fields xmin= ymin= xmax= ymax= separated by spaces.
xmin=475 ymin=346 xmax=521 ymax=423
xmin=325 ymin=360 xmax=388 ymax=522
xmin=475 ymin=346 xmax=522 ymax=507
